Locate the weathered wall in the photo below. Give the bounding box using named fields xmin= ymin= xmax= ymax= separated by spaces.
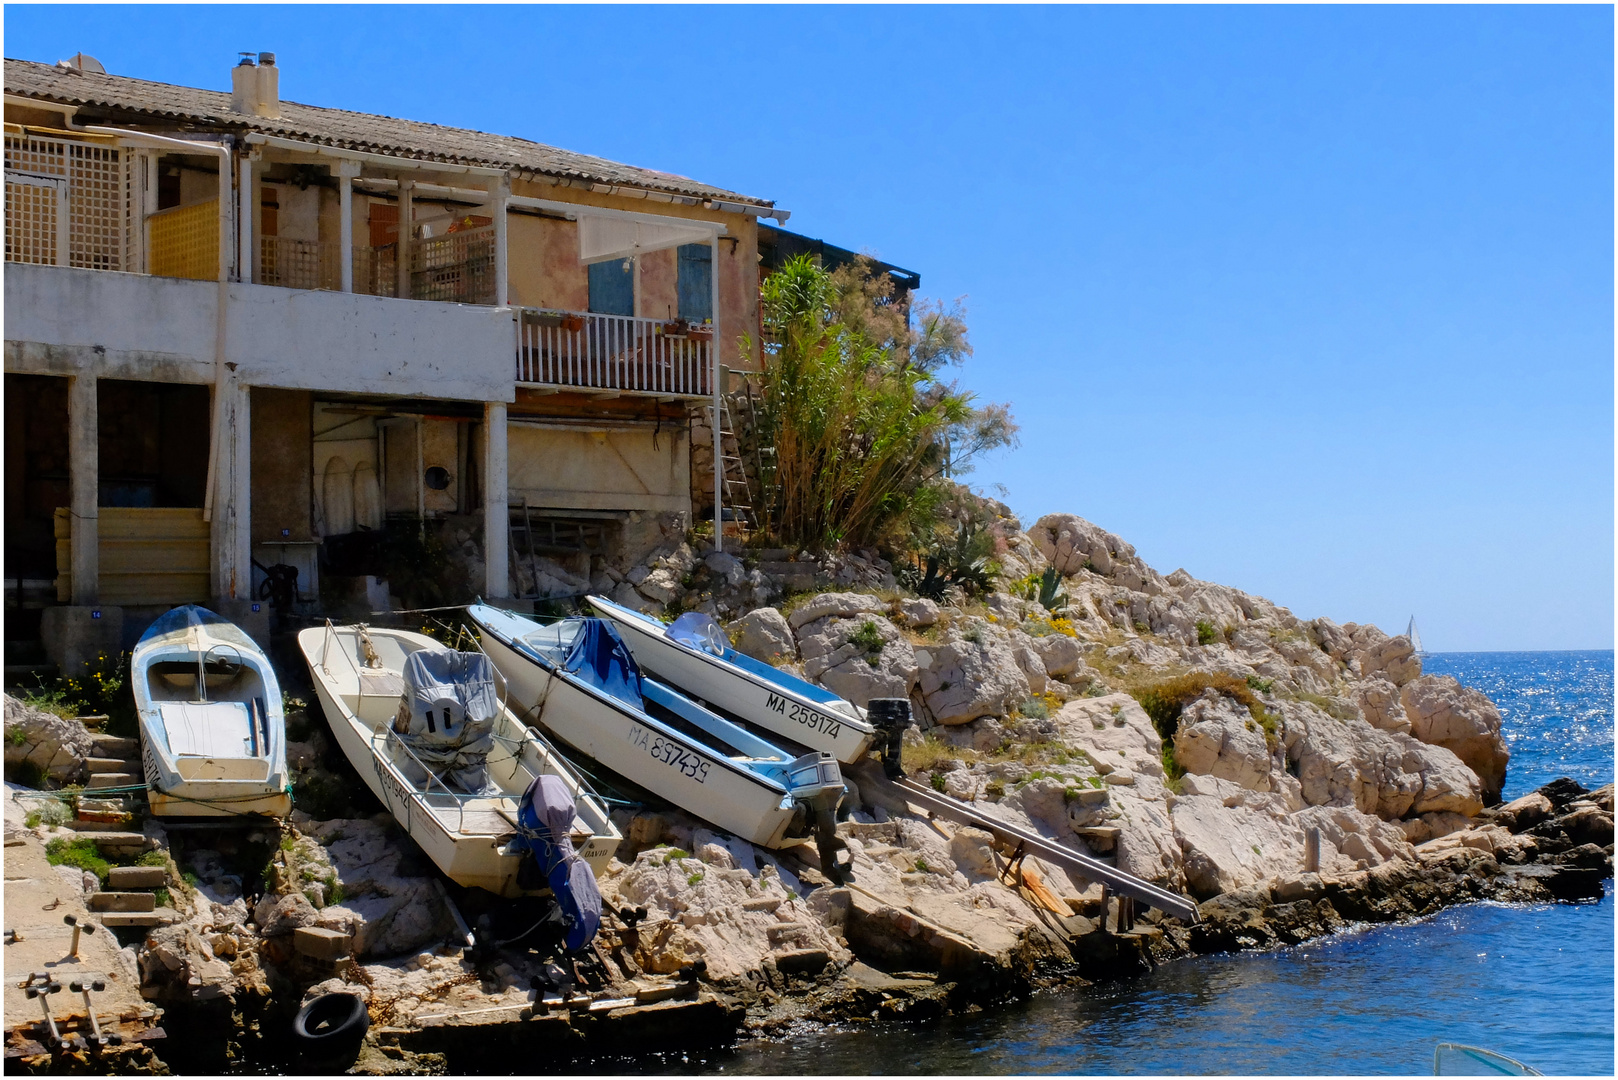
xmin=250 ymin=388 xmax=313 ymax=544
xmin=506 ymin=421 xmax=689 ymax=515
xmin=4 ymin=264 xmax=516 ymax=402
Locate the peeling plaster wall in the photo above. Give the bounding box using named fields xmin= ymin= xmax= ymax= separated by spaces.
xmin=506 ymin=422 xmax=690 ymax=515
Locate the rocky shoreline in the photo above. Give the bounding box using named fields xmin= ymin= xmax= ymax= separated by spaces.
xmin=4 ymin=510 xmax=1612 ymax=1074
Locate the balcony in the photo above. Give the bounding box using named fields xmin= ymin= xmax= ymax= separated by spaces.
xmin=515 ymin=308 xmax=712 ymax=398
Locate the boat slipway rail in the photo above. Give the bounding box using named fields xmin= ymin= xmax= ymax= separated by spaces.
xmin=883 ymin=774 xmax=1200 ymax=924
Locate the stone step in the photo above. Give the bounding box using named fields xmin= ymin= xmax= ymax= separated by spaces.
xmin=88 ymin=735 xmax=139 ymax=758
xmin=88 ymin=832 xmax=149 ymax=851
xmin=86 ymin=757 xmax=140 ymax=774
xmin=101 ymin=908 xmax=178 ymax=929
xmin=107 ymin=866 xmax=167 ymax=889
xmin=89 ymin=891 xmax=156 ymax=913
xmin=86 ymin=773 xmax=141 ymax=790
xmin=73 ymin=817 xmax=137 ymax=832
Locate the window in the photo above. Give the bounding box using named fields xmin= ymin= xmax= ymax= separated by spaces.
xmin=677 ymin=243 xmax=712 ymax=322
xmin=588 ymin=259 xmax=633 ymax=316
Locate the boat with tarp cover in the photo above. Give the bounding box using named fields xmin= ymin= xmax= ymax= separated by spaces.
xmin=585 ymin=595 xmax=876 ymax=764
xmin=466 ymin=604 xmax=848 ymax=879
xmin=133 ymin=605 xmax=290 ymax=818
xmin=297 ymin=622 xmax=619 ymax=910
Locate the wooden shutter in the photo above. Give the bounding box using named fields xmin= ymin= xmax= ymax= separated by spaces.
xmin=677 ymin=243 xmax=712 ymax=322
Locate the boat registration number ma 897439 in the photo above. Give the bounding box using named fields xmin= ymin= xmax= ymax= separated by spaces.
xmin=764 ymin=692 xmax=843 ymax=739
xmin=627 ymin=723 xmax=711 ymax=784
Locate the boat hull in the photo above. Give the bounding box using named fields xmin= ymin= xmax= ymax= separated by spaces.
xmin=297 ymin=625 xmax=620 ymax=895
xmin=588 ymin=597 xmax=875 ymax=764
xmin=473 ymin=616 xmax=805 ymax=850
xmin=132 ymin=606 xmax=290 ymax=820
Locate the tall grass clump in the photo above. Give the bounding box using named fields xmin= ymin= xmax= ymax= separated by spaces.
xmin=744 ymin=255 xmax=1015 ymax=554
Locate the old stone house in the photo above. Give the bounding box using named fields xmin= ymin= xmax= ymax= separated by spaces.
xmin=1 ymin=52 xmax=923 ymax=670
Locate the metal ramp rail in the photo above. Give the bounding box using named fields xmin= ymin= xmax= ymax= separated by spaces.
xmin=881 ymin=774 xmax=1200 ymax=924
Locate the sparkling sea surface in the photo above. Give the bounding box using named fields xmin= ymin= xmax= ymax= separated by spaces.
xmin=658 ymin=651 xmax=1614 ymax=1076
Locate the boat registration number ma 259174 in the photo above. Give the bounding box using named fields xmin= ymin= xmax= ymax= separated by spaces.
xmin=764 ymin=692 xmax=843 ymax=739
xmin=627 ymin=723 xmax=711 ymax=784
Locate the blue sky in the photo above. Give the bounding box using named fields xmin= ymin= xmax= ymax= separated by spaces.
xmin=6 ymin=5 xmax=1611 ymax=650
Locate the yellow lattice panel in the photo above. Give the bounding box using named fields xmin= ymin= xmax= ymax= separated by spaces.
xmin=148 ymin=198 xmax=219 ymax=281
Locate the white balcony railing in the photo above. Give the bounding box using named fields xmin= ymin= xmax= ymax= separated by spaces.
xmin=515 ymin=308 xmax=713 ymax=397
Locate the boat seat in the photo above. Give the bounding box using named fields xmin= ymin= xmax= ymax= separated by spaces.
xmin=158 ymin=701 xmax=256 ymax=758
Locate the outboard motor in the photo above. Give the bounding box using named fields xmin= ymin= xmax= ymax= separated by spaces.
xmin=511 ymin=773 xmax=602 ymax=953
xmin=866 ymin=698 xmax=911 ymax=780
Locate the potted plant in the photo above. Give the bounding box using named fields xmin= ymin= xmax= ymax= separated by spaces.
xmin=560 ymin=313 xmax=586 ymax=332
xmin=687 ymin=321 xmax=713 ymax=342
xmin=530 ymin=310 xmax=564 ymax=329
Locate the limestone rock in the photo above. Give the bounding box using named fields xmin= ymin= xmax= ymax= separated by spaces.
xmin=1049 ymin=695 xmax=1165 ymax=781
xmin=899 ymin=598 xmax=940 ymax=627
xmin=3 ymin=694 xmax=93 ymax=786
xmin=915 ymin=625 xmax=1029 ymax=725
xmin=1358 ymin=635 xmax=1421 ymax=686
xmin=1031 ymin=514 xmax=1132 ymax=577
xmin=1399 ymin=675 xmax=1509 ymax=803
xmin=948 ymin=826 xmax=998 ymax=879
xmin=797 ymin=613 xmax=917 ymax=707
xmin=1026 ymin=632 xmax=1085 ymax=677
xmin=254 ymin=892 xmax=318 ymax=937
xmin=787 ymin=591 xmax=887 ymax=630
xmin=1357 ymin=678 xmax=1410 ymax=734
xmin=1281 ymin=701 xmax=1482 ymax=820
xmin=1291 ymin=804 xmax=1415 ymax=874
xmin=1171 ymin=795 xmax=1306 ymax=899
xmin=1173 ymin=691 xmax=1274 ymax=792
xmin=731 ymin=607 xmax=797 ymax=665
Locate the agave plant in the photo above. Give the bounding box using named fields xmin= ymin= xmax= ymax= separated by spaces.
xmin=1023 ymin=566 xmax=1068 ymax=614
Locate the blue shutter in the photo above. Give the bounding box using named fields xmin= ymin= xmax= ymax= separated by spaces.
xmin=588 ymin=260 xmax=634 ymax=316
xmin=677 ymin=243 xmax=712 ymax=322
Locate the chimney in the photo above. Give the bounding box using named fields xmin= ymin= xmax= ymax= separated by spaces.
xmin=230 ymin=52 xmax=280 ymax=119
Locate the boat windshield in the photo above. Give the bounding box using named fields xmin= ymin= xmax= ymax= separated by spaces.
xmin=667 ymin=612 xmax=729 ymax=657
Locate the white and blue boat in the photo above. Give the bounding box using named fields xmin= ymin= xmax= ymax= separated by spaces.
xmin=585 ymin=595 xmax=876 ymax=765
xmin=467 ymin=604 xmax=847 ymax=872
xmin=133 ymin=605 xmax=290 ymax=818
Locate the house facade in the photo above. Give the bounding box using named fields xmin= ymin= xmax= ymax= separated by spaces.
xmin=3 ymin=52 xmax=792 ymax=665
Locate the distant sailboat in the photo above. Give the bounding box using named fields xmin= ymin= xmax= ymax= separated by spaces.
xmin=1407 ymin=617 xmax=1425 ymax=656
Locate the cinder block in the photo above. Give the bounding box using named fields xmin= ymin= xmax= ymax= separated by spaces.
xmin=107 ymin=866 xmax=167 ymax=889
xmin=293 ymin=925 xmax=353 ymax=961
xmin=89 ymin=891 xmax=156 ymax=912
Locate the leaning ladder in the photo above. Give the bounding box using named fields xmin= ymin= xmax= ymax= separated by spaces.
xmin=716 ymin=395 xmax=755 ymax=533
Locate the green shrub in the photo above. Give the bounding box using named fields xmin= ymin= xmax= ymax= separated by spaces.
xmin=930 ymin=772 xmax=947 ymax=793
xmin=1195 ymin=621 xmax=1218 ymax=646
xmin=849 ymin=620 xmax=885 ymax=666
xmin=45 ymin=837 xmax=110 ymax=883
xmin=1018 ymin=697 xmax=1051 ymax=720
xmin=913 ymin=858 xmax=930 ymax=874
xmin=1246 ymin=675 xmax=1274 ymax=694
xmin=984 ymin=779 xmax=1005 ymax=801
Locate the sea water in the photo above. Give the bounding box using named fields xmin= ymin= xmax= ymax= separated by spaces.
xmin=679 ymin=651 xmax=1614 ymax=1076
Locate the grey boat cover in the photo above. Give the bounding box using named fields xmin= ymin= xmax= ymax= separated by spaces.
xmin=516 ymin=773 xmax=602 ymax=951
xmin=396 ymin=650 xmax=499 ymax=794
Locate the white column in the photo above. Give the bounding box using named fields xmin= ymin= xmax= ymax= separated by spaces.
xmin=483 ymin=402 xmax=509 ymax=599
xmin=338 ymin=161 xmax=359 ymax=293
xmin=68 ymin=374 xmax=98 ymax=605
xmin=710 ymin=235 xmax=722 ymax=554
xmin=493 ymin=175 xmax=510 ymax=307
xmin=211 ymin=379 xmax=252 ymax=600
xmin=141 ymin=153 xmax=158 ymax=274
xmin=238 ymin=150 xmax=255 ymax=284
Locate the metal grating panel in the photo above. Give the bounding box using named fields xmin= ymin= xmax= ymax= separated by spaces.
xmin=409 ymin=225 xmax=495 ymax=305
xmin=4 ymin=174 xmax=60 ymax=265
xmin=261 ymin=235 xmax=341 ymax=291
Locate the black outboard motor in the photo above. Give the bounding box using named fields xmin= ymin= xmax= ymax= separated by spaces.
xmin=866 ymin=698 xmax=911 ymax=780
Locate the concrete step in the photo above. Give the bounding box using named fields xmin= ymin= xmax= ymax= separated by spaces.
xmin=88 ymin=832 xmax=149 ymax=851
xmin=86 ymin=773 xmax=141 ymax=790
xmin=101 ymin=908 xmax=178 ymax=929
xmin=89 ymin=891 xmax=156 ymax=913
xmin=73 ymin=817 xmax=137 ymax=832
xmin=86 ymin=757 xmax=141 ymax=775
xmin=89 ymin=735 xmax=139 ymax=758
xmin=107 ymin=866 xmax=167 ymax=889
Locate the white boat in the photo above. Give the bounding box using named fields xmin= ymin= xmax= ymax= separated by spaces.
xmin=1433 ymin=1043 xmax=1541 ymax=1075
xmin=133 ymin=605 xmax=291 ymax=819
xmin=585 ymin=596 xmax=876 ymax=765
xmin=296 ymin=622 xmax=621 ymax=898
xmin=466 ymin=604 xmax=847 ymax=874
xmin=1408 ymin=616 xmax=1425 ymax=656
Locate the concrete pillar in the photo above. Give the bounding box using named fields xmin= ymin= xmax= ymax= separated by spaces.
xmin=493 ymin=175 xmax=510 ymax=307
xmin=338 ymin=161 xmax=359 ymax=293
xmin=211 ymin=380 xmax=252 ymax=601
xmin=397 ymin=179 xmax=414 ymax=299
xmin=483 ymin=402 xmax=509 ymax=599
xmin=67 ymin=373 xmax=98 ymax=605
xmin=238 ymin=150 xmax=256 ymax=284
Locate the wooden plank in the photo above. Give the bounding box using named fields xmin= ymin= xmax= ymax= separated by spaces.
xmin=55 ymin=507 xmax=212 ymax=606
